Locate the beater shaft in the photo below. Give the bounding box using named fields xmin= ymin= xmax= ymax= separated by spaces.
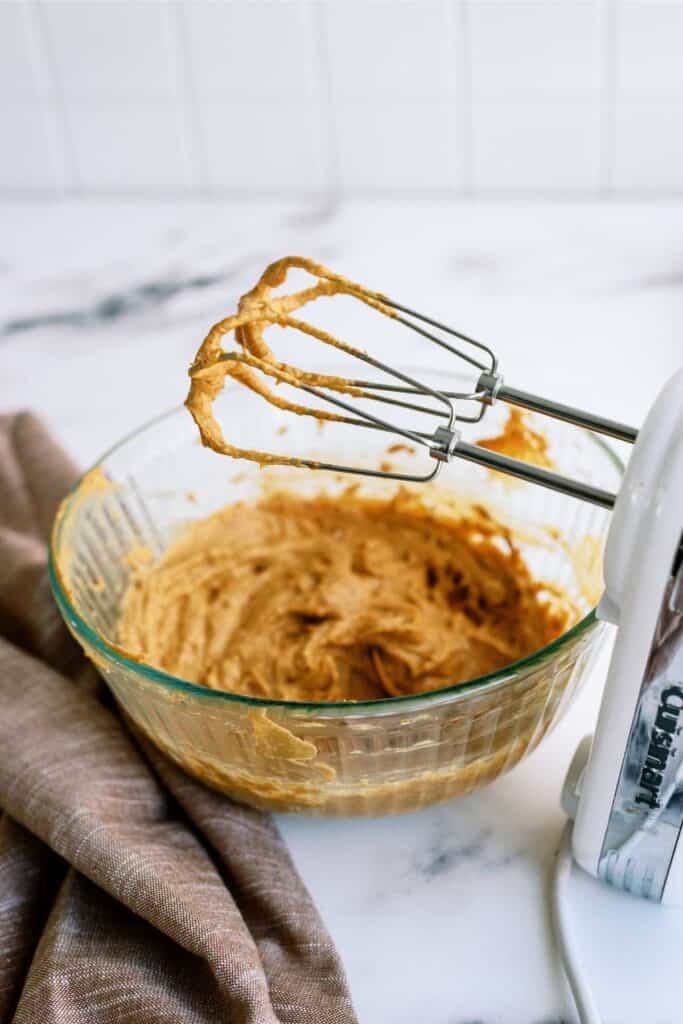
xmin=187 ymin=260 xmax=638 ymax=510
xmin=490 ymin=384 xmax=637 ymax=445
xmin=453 ymin=441 xmax=616 ymax=510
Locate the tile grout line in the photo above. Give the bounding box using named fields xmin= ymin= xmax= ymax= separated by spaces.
xmin=443 ymin=0 xmax=462 ymax=197
xmin=171 ymin=0 xmax=209 ymax=195
xmin=599 ymin=0 xmax=618 ymax=195
xmin=29 ymin=0 xmax=80 ymax=196
xmin=456 ymin=0 xmax=474 ymax=197
xmin=306 ymin=0 xmax=342 ymax=206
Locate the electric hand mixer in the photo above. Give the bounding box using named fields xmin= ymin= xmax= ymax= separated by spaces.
xmin=187 ymin=257 xmax=683 ymax=1021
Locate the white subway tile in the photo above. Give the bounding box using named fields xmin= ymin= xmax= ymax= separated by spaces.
xmin=325 ymin=0 xmax=455 ymax=101
xmin=0 ymin=103 xmax=59 ymax=190
xmin=471 ymin=100 xmax=601 ymax=190
xmin=468 ymin=1 xmax=602 ymax=100
xmin=613 ymin=102 xmax=683 ymax=190
xmin=68 ymin=103 xmax=194 ymax=191
xmin=0 ymin=3 xmax=44 ymax=100
xmin=198 ymin=100 xmax=325 ymax=190
xmin=616 ymin=2 xmax=683 ymax=99
xmin=336 ymin=101 xmax=456 ymax=190
xmin=183 ymin=0 xmax=314 ymax=99
xmin=42 ymin=1 xmax=179 ymax=100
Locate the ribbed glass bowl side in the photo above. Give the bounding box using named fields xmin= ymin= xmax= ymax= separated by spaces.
xmin=65 ymin=615 xmax=603 ymax=815
xmin=49 ymin=371 xmax=622 ymax=816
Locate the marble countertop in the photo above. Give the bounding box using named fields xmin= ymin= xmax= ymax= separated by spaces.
xmin=3 ymin=198 xmax=683 ymax=1024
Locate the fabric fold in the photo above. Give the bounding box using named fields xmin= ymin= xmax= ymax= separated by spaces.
xmin=0 ymin=412 xmax=357 ymax=1024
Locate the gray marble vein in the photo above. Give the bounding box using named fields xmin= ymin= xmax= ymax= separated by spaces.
xmin=1 ymin=268 xmax=236 ymax=337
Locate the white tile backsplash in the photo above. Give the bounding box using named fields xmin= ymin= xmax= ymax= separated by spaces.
xmin=183 ymin=0 xmax=314 ymax=99
xmin=67 ymin=102 xmax=194 ymax=191
xmin=199 ymin=99 xmax=325 ymax=191
xmin=336 ymin=100 xmax=457 ymax=190
xmin=0 ymin=3 xmax=45 ymax=100
xmin=616 ymin=2 xmax=683 ymax=98
xmin=0 ymin=102 xmax=62 ymax=190
xmin=469 ymin=1 xmax=603 ymax=100
xmin=471 ymin=99 xmax=602 ymax=191
xmin=0 ymin=0 xmax=682 ymax=196
xmin=325 ymin=0 xmax=455 ymax=101
xmin=613 ymin=101 xmax=683 ymax=190
xmin=41 ymin=0 xmax=180 ymax=100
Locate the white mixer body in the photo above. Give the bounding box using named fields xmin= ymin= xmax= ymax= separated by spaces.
xmin=570 ymin=368 xmax=683 ymax=903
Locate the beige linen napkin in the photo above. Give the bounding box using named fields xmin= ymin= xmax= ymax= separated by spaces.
xmin=0 ymin=412 xmax=358 ymax=1024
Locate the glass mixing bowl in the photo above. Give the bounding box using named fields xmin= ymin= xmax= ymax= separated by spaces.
xmin=49 ymin=369 xmax=623 ymax=816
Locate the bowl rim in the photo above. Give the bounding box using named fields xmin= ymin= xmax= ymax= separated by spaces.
xmin=48 ymin=401 xmax=623 ymax=716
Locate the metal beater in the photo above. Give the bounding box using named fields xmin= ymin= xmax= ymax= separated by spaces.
xmin=280 ymin=296 xmax=638 ymax=510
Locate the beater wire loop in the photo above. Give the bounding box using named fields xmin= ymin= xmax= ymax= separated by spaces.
xmin=186 ymin=257 xmax=637 ymax=506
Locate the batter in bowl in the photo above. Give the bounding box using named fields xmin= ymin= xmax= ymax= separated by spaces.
xmin=118 ymin=488 xmax=575 ymax=702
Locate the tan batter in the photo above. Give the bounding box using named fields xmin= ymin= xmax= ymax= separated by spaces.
xmin=118 ymin=490 xmax=573 ymax=703
xmin=185 ymin=256 xmax=399 ymax=469
xmin=479 ymin=407 xmax=552 ymax=468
